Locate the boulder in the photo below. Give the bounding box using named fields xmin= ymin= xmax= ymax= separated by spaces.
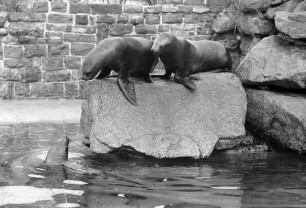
xmin=266 ymin=0 xmax=303 ymax=20
xmin=246 ymin=89 xmax=306 ymax=153
xmin=235 ymin=35 xmax=306 ymax=89
xmin=232 ymin=0 xmax=273 ymax=13
xmin=275 ymin=11 xmax=306 ymax=39
xmin=80 ymin=73 xmax=247 ymax=159
xmin=212 ymin=10 xmax=235 ymax=33
xmin=294 ymin=0 xmax=306 ymax=11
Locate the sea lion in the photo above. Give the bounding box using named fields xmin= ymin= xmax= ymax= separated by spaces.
xmin=151 ymin=33 xmax=232 ymax=90
xmin=44 ymin=136 xmax=69 ymax=165
xmin=82 ymin=37 xmax=158 ymax=106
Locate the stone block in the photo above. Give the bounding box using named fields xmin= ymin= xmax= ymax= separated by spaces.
xmin=24 ymin=44 xmax=47 ymax=58
xmin=76 ymin=15 xmax=88 ymax=25
xmin=48 ymin=14 xmax=73 ymax=24
xmin=246 ymin=89 xmax=306 ymax=153
xmin=48 ymin=44 xmax=69 ymax=56
xmin=4 ymin=59 xmax=26 ymax=68
xmin=178 ymin=5 xmax=193 ymax=13
xmin=135 ymin=25 xmax=156 ymax=34
xmin=0 ymin=28 xmax=7 ymax=35
xmin=30 ymin=82 xmax=64 ymax=98
xmin=80 ymin=73 xmax=247 ymax=158
xmin=232 ymin=0 xmax=273 ymax=13
xmin=158 ymin=25 xmax=170 ymax=32
xmin=64 ymin=82 xmax=79 ymax=98
xmin=110 ymin=24 xmax=133 ymax=36
xmin=64 ymin=33 xmax=96 ymax=43
xmin=91 ymin=4 xmax=122 ymax=14
xmin=46 ymin=24 xmax=72 ymax=32
xmin=160 ymin=0 xmax=183 ymax=4
xmin=51 ymin=1 xmax=67 ymax=12
xmin=18 ymin=36 xmax=37 ymax=44
xmin=184 ymin=0 xmax=204 ymax=6
xmin=33 ymin=1 xmax=49 ymax=13
xmin=193 ymin=5 xmax=210 ymax=13
xmin=145 ymin=14 xmax=160 ymax=24
xmin=42 ymin=57 xmax=64 ymax=71
xmin=0 ymin=12 xmax=7 ymax=27
xmin=162 ymin=5 xmax=179 ymax=12
xmin=0 ymin=68 xmax=21 ymax=81
xmin=123 ymin=5 xmax=143 ymax=13
xmin=144 ymin=6 xmax=162 ymax=14
xmin=9 ymin=13 xmax=46 ymax=22
xmin=15 ymin=83 xmax=30 ymax=97
xmin=71 ymin=43 xmax=95 ymax=56
xmin=96 ymin=24 xmax=109 ymax=43
xmin=72 ymin=26 xmax=96 ymax=34
xmin=43 ymin=70 xmax=71 ymax=82
xmin=184 ymin=13 xmax=213 ymax=24
xmin=130 ymin=14 xmax=144 ymax=25
xmin=162 ymin=13 xmax=183 ymax=23
xmin=4 ymin=45 xmax=23 ymax=59
xmin=207 ymin=0 xmax=231 ymax=11
xmin=235 ymin=35 xmax=306 ymax=89
xmin=96 ymin=14 xmax=116 ymax=24
xmin=8 ymin=22 xmax=44 ymax=37
xmin=64 ymin=56 xmax=81 ymax=70
xmin=117 ymin=14 xmax=129 ymax=24
xmin=20 ymin=67 xmax=42 ymax=83
xmin=0 ymin=81 xmax=14 ymax=99
xmin=70 ymin=3 xmax=90 ymax=14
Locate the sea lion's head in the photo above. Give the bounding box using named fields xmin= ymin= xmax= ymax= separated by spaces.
xmin=81 ymin=52 xmax=102 ymax=81
xmin=45 ymin=136 xmax=70 ymax=165
xmin=151 ymin=33 xmax=174 ymax=55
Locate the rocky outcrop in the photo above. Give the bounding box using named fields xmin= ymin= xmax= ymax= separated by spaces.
xmin=235 ymin=35 xmax=306 ymax=89
xmin=246 ymin=89 xmax=306 ymax=153
xmin=80 ymin=73 xmax=247 ymax=159
xmin=275 ymin=11 xmax=306 ymax=39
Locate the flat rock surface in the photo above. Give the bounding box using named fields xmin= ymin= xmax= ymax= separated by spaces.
xmin=235 ymin=35 xmax=306 ymax=89
xmin=81 ymin=73 xmax=247 ymax=159
xmin=246 ymin=89 xmax=306 ymax=153
xmin=275 ymin=11 xmax=306 ymax=39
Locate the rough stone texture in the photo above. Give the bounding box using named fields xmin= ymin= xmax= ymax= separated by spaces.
xmin=64 ymin=56 xmax=81 ymax=70
xmin=110 ymin=24 xmax=133 ymax=36
xmin=9 ymin=13 xmax=46 ymax=22
xmin=0 ymin=13 xmax=7 ymax=27
xmin=80 ymin=73 xmax=247 ymax=158
xmin=135 ymin=25 xmax=156 ymax=34
xmin=235 ymin=35 xmax=306 ymax=89
xmin=123 ymin=5 xmax=143 ymax=13
xmin=212 ymin=11 xmax=235 ymax=33
xmin=33 ymin=1 xmax=49 ymax=13
xmin=246 ymin=89 xmax=306 ymax=153
xmin=8 ymin=23 xmax=44 ymax=37
xmin=76 ymin=15 xmax=88 ymax=25
xmin=48 ymin=44 xmax=69 ymax=56
xmin=31 ymin=82 xmax=64 ymax=98
xmin=275 ymin=11 xmax=306 ymax=39
xmin=51 ymin=1 xmax=67 ymax=13
xmin=91 ymin=4 xmax=122 ymax=14
xmin=294 ymin=0 xmax=306 ymax=11
xmin=48 ymin=14 xmax=73 ymax=24
xmin=42 ymin=57 xmax=64 ymax=71
xmin=70 ymin=43 xmax=95 ymax=56
xmin=70 ymin=3 xmax=90 ymax=14
xmin=266 ymin=0 xmax=303 ymax=20
xmin=96 ymin=14 xmax=116 ymax=24
xmin=239 ymin=35 xmax=262 ymax=56
xmin=4 ymin=45 xmax=23 ymax=58
xmin=250 ymin=17 xmax=276 ymax=35
xmin=232 ymin=0 xmax=273 ymax=13
xmin=43 ymin=70 xmax=71 ymax=82
xmin=162 ymin=13 xmax=183 ymax=23
xmin=24 ymin=44 xmax=47 ymax=58
xmin=130 ymin=14 xmax=144 ymax=24
xmin=0 ymin=81 xmax=14 ymax=99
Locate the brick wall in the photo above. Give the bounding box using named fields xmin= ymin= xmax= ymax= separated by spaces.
xmin=0 ymin=0 xmax=230 ymax=99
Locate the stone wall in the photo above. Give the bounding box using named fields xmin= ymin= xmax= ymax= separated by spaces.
xmin=0 ymin=0 xmax=230 ymax=99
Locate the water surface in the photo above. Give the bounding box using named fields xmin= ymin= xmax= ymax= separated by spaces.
xmin=0 ymin=123 xmax=306 ymax=208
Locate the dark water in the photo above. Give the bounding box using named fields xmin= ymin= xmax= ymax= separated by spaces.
xmin=1 ymin=123 xmax=306 ymax=208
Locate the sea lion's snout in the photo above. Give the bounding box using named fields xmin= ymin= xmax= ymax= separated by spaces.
xmin=81 ymin=72 xmax=91 ymax=81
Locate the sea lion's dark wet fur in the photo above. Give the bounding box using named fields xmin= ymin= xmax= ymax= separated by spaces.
xmin=44 ymin=136 xmax=69 ymax=165
xmin=151 ymin=33 xmax=232 ymax=90
xmin=82 ymin=37 xmax=158 ymax=106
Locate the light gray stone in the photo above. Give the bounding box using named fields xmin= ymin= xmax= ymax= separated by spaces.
xmin=232 ymin=0 xmax=273 ymax=13
xmin=246 ymin=89 xmax=306 ymax=153
xmin=235 ymin=35 xmax=306 ymax=89
xmin=266 ymin=0 xmax=303 ymax=20
xmin=275 ymin=11 xmax=306 ymax=39
xmin=212 ymin=11 xmax=235 ymax=33
xmin=80 ymin=73 xmax=247 ymax=158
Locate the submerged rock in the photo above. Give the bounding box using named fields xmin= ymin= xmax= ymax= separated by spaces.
xmin=80 ymin=73 xmax=247 ymax=159
xmin=235 ymin=35 xmax=306 ymax=89
xmin=246 ymin=89 xmax=306 ymax=153
xmin=275 ymin=11 xmax=306 ymax=39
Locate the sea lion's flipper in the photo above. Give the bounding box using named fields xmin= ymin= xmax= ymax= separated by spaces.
xmin=117 ymin=77 xmax=138 ymax=106
xmin=174 ymin=76 xmax=197 ymax=90
xmin=143 ymin=74 xmax=153 ymax=83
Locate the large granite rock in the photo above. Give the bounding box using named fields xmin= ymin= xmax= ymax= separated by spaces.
xmin=235 ymin=35 xmax=306 ymax=89
xmin=80 ymin=73 xmax=247 ymax=159
xmin=232 ymin=0 xmax=273 ymax=13
xmin=266 ymin=0 xmax=303 ymax=20
xmin=275 ymin=11 xmax=306 ymax=39
xmin=246 ymin=89 xmax=306 ymax=153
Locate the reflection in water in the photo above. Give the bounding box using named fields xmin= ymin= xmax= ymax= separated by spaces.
xmin=0 ymin=124 xmax=306 ymax=207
